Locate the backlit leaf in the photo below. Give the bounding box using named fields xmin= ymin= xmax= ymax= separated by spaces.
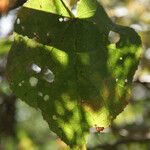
xmin=6 ymin=0 xmax=141 ymax=148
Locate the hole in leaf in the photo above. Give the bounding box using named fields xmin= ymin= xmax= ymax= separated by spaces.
xmin=18 ymin=82 xmax=22 ymax=87
xmin=21 ymin=26 xmax=25 ymax=31
xmin=108 ymin=31 xmax=120 ymax=44
xmin=16 ymin=18 xmax=20 ymax=24
xmin=31 ymin=63 xmax=41 ymax=74
xmin=58 ymin=17 xmax=64 ymax=22
xmin=52 ymin=115 xmax=57 ymax=120
xmin=46 ymin=33 xmax=50 ymax=36
xmin=38 ymin=92 xmax=43 ymax=97
xmin=43 ymin=68 xmax=55 ymax=83
xmin=63 ymin=17 xmax=69 ymax=22
xmin=43 ymin=95 xmax=49 ymax=101
xmin=29 ymin=76 xmax=38 ymax=87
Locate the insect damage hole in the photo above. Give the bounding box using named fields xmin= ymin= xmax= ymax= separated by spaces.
xmin=108 ymin=31 xmax=120 ymax=44
xmin=43 ymin=68 xmax=55 ymax=83
xmin=16 ymin=18 xmax=20 ymax=24
xmin=38 ymin=92 xmax=43 ymax=97
xmin=58 ymin=17 xmax=64 ymax=22
xmin=31 ymin=63 xmax=41 ymax=74
xmin=43 ymin=95 xmax=49 ymax=101
xmin=29 ymin=76 xmax=38 ymax=87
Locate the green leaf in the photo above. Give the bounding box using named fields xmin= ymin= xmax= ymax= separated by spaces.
xmin=77 ymin=0 xmax=97 ymax=18
xmin=6 ymin=0 xmax=141 ymax=148
xmin=24 ymin=0 xmax=72 ymax=17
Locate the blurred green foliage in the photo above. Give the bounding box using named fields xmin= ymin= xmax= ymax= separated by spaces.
xmin=0 ymin=38 xmax=11 ymax=55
